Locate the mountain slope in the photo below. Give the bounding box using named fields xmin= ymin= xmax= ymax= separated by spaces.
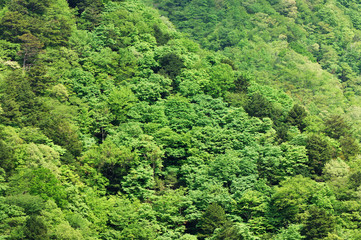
xmin=0 ymin=0 xmax=360 ymax=239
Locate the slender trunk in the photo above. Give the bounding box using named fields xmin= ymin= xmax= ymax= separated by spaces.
xmin=22 ymin=52 xmax=27 ymax=74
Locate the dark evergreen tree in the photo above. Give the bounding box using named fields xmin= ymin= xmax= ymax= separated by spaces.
xmin=301 ymin=206 xmax=336 ymax=240
xmin=306 ymin=135 xmax=333 ymax=175
xmin=324 ymin=115 xmax=351 ymax=139
xmin=287 ymin=104 xmax=308 ymax=131
xmin=24 ymin=215 xmax=48 ymax=240
xmin=197 ymin=203 xmax=227 ymax=239
xmin=158 ymin=53 xmax=185 ymax=80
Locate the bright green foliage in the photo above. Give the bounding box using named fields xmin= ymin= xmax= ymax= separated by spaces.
xmin=210 ymin=222 xmax=260 ymax=240
xmin=107 ymin=86 xmax=137 ymax=123
xmin=274 ymin=224 xmax=303 ymax=240
xmin=8 ymin=167 xmax=67 ymax=207
xmin=236 ymin=190 xmax=267 ymax=222
xmin=104 ymin=196 xmax=159 ymax=239
xmin=0 ymin=0 xmax=361 ymax=238
xmin=271 ymin=175 xmax=335 ymax=227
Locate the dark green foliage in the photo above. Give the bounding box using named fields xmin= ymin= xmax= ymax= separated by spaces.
xmin=233 ymin=74 xmax=250 ymax=93
xmin=40 ymin=117 xmax=82 ymax=157
xmin=197 ymin=203 xmax=227 ymax=239
xmin=24 ymin=215 xmax=48 ymax=240
xmin=0 ymin=69 xmax=37 ymax=126
xmin=306 ymin=135 xmax=333 ymax=175
xmin=5 ymin=194 xmax=44 ymax=214
xmin=0 ymin=0 xmax=9 ymax=7
xmin=0 ymin=11 xmax=32 ymax=42
xmin=301 ymin=206 xmax=336 ymax=240
xmin=340 ymin=135 xmax=360 ymax=160
xmin=0 ymin=0 xmax=72 ymax=46
xmin=349 ymin=171 xmax=361 ymax=190
xmin=78 ymin=3 xmax=104 ymax=30
xmin=8 ymin=0 xmax=51 ymax=15
xmin=0 ymin=140 xmax=15 ymax=172
xmin=157 ymin=53 xmax=185 ymax=80
xmin=26 ymin=63 xmax=52 ymax=95
xmin=245 ymin=93 xmax=279 ymax=120
xmin=324 ymin=115 xmax=351 ymax=140
xmin=153 ymin=24 xmax=171 ymax=45
xmin=67 ymin=0 xmax=103 ymax=15
xmin=287 ymin=104 xmax=307 ymax=131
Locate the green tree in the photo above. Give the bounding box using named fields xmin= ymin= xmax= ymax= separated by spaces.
xmin=340 ymin=135 xmax=360 ymax=160
xmin=287 ymin=104 xmax=308 ymax=131
xmin=107 ymin=86 xmax=137 ymax=124
xmin=271 ymin=175 xmax=335 ymax=227
xmin=24 ymin=215 xmax=48 ymax=240
xmin=8 ymin=0 xmax=51 ymax=15
xmin=301 ymin=206 xmax=336 ymax=240
xmin=274 ymin=224 xmax=303 ymax=240
xmin=197 ymin=203 xmax=227 ymax=239
xmin=0 ymin=69 xmax=36 ymax=126
xmin=244 ymin=93 xmax=279 ymax=120
xmin=158 ymin=53 xmax=185 ymax=80
xmin=211 ymin=222 xmax=259 ymax=240
xmin=8 ymin=168 xmax=67 ymax=207
xmin=306 ymin=135 xmax=333 ymax=175
xmin=324 ymin=115 xmax=351 ymax=140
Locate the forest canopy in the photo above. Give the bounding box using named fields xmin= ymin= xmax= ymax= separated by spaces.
xmin=0 ymin=0 xmax=361 ymax=239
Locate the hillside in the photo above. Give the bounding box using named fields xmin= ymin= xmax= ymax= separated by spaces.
xmin=0 ymin=0 xmax=360 ymax=239
xmin=149 ymin=0 xmax=361 ymax=135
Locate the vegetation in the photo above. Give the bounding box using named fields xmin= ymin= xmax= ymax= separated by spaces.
xmin=0 ymin=0 xmax=361 ymax=239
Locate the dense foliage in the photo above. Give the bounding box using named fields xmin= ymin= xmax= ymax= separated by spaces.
xmin=0 ymin=0 xmax=360 ymax=239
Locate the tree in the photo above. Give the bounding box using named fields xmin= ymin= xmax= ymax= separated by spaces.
xmin=233 ymin=74 xmax=250 ymax=93
xmin=0 ymin=11 xmax=31 ymax=42
xmin=197 ymin=203 xmax=227 ymax=239
xmin=121 ymin=164 xmax=155 ymax=200
xmin=157 ymin=53 xmax=185 ymax=80
xmin=301 ymin=206 xmax=336 ymax=240
xmin=24 ymin=215 xmax=48 ymax=240
xmin=17 ymin=33 xmax=44 ymax=71
xmin=26 ymin=63 xmax=52 ymax=95
xmin=244 ymin=93 xmax=279 ymax=119
xmin=287 ymin=104 xmax=308 ymax=131
xmin=206 ymin=63 xmax=235 ymax=97
xmin=211 ymin=222 xmax=259 ymax=240
xmin=324 ymin=115 xmax=351 ymax=140
xmin=270 ymin=175 xmax=335 ymax=227
xmin=274 ymin=224 xmax=303 ymax=240
xmin=236 ymin=190 xmax=267 ymax=222
xmin=0 ymin=69 xmax=37 ymax=126
xmin=153 ymin=24 xmax=171 ymax=46
xmin=107 ymin=86 xmax=137 ymax=124
xmin=8 ymin=0 xmax=51 ymax=15
xmin=306 ymin=135 xmax=333 ymax=175
xmin=340 ymin=135 xmax=360 ymax=160
xmin=8 ymin=168 xmax=67 ymax=207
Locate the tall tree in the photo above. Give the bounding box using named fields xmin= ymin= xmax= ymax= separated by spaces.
xmin=17 ymin=33 xmax=44 ymax=71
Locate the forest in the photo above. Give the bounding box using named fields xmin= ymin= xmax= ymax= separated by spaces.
xmin=1 ymin=0 xmax=361 ymax=239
